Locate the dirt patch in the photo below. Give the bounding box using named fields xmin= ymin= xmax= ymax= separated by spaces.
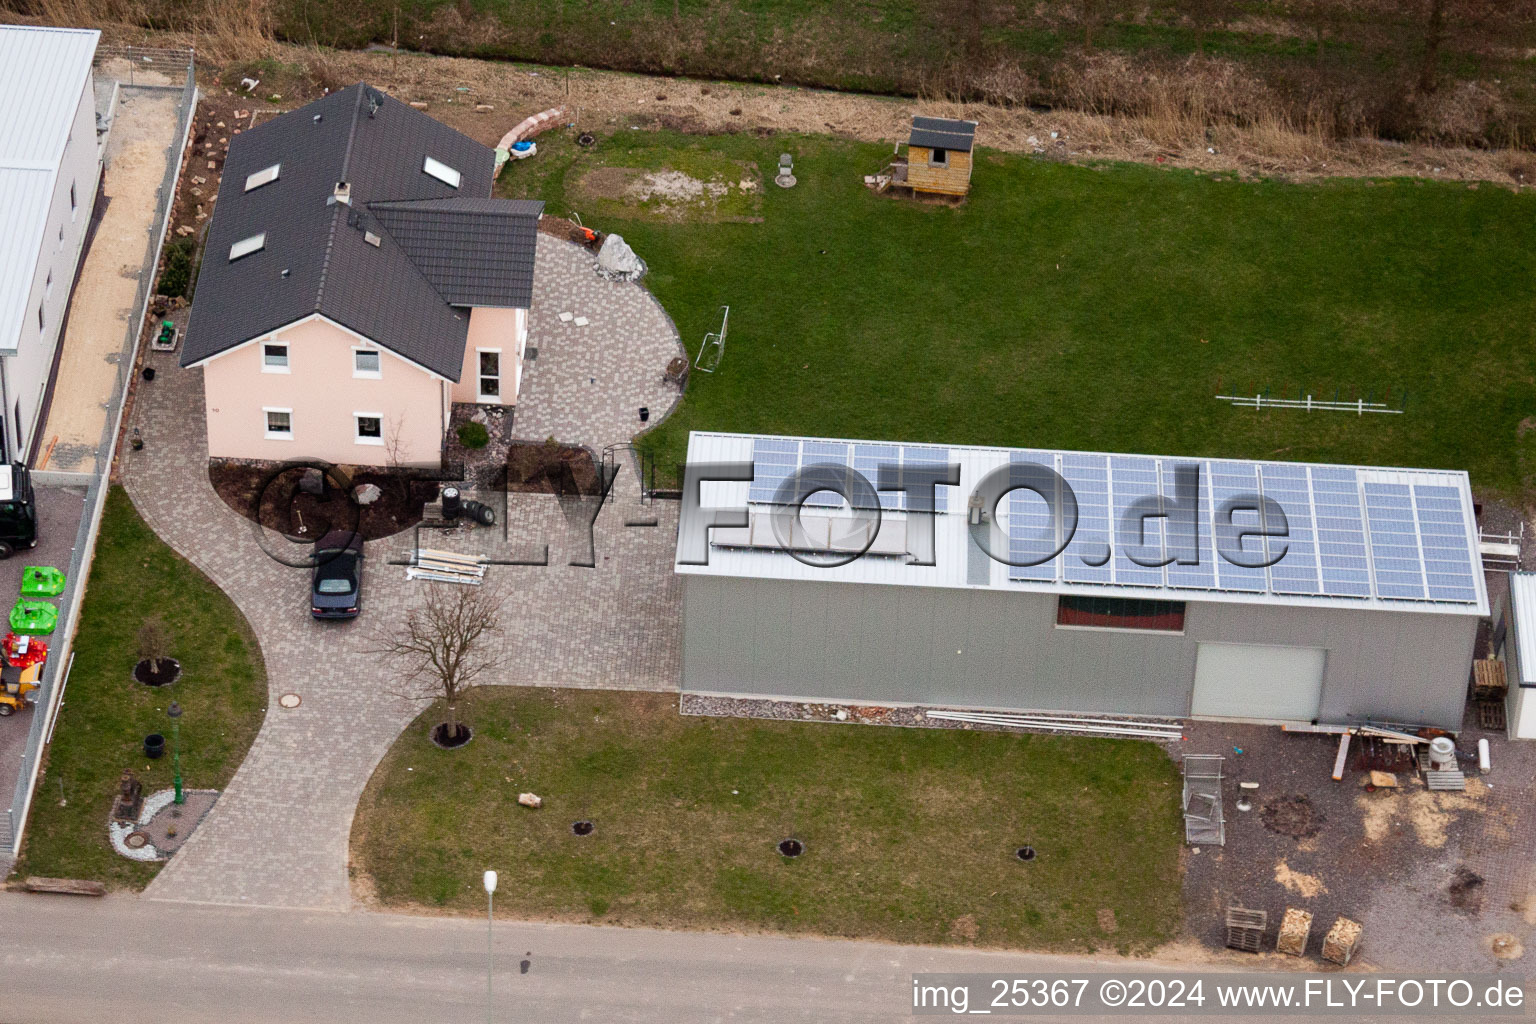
xmin=1448 ymin=866 xmax=1486 ymax=912
xmin=507 ymin=442 xmax=602 ymax=496
xmin=208 ymin=460 xmax=438 ymax=540
xmin=949 ymin=914 xmax=979 ymax=942
xmin=1490 ymin=933 xmax=1525 ymax=960
xmin=1274 ymin=860 xmax=1327 ymax=899
xmin=575 ymin=161 xmax=761 ymax=222
xmin=1261 ymin=795 xmax=1324 ymax=839
xmin=1097 ymin=908 xmax=1119 ymax=934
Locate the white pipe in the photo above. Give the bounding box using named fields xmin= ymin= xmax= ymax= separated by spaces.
xmin=930 ymin=711 xmax=1183 ymax=735
xmin=928 ymin=710 xmax=1182 ymax=731
xmin=1479 ymin=738 xmax=1491 ymax=774
xmin=927 ymin=712 xmax=1182 ymax=740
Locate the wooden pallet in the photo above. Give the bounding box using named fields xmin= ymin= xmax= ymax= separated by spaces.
xmin=1473 ymin=659 xmax=1508 ymax=700
xmin=419 ymin=501 xmax=462 ymax=529
xmin=1225 ymin=907 xmax=1267 ymax=953
xmin=1478 ymin=700 xmax=1507 ymax=731
xmin=1426 ymin=770 xmax=1467 ymax=791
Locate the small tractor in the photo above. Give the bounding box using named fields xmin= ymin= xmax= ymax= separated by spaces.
xmin=0 ymin=662 xmax=40 ymax=716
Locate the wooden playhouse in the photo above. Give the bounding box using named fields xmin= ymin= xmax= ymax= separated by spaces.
xmin=904 ymin=116 xmax=978 ymax=197
xmin=868 ymin=116 xmax=979 ymax=198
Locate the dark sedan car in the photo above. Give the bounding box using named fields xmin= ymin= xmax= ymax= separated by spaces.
xmin=311 ymin=530 xmax=364 ymax=619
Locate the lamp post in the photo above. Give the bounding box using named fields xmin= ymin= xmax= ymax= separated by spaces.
xmin=166 ymin=701 xmax=184 ymax=805
xmin=483 ymin=869 xmax=497 ymax=1024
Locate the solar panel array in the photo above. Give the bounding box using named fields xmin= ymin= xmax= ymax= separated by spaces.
xmin=748 ymin=438 xmax=953 ymax=512
xmin=1003 ymin=452 xmax=1481 ymax=605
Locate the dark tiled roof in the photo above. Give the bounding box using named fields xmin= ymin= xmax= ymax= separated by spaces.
xmin=369 ymin=198 xmax=542 ymax=308
xmin=181 ymin=83 xmax=540 ymax=381
xmin=909 ymin=115 xmax=978 ymax=153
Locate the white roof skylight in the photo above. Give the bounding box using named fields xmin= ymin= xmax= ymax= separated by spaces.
xmin=229 ymin=232 xmax=266 ymax=261
xmin=244 ymin=163 xmax=280 ymax=191
xmin=422 ymin=156 xmax=461 ymax=188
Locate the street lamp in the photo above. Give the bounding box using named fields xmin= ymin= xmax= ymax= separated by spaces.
xmin=166 ymin=701 xmax=184 ymax=805
xmin=484 ymin=869 xmax=497 ymax=1024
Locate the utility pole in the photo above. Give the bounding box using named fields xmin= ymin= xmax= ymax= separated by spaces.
xmin=483 ymin=869 xmax=498 ymax=1024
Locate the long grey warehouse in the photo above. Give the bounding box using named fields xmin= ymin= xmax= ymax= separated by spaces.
xmin=676 ymin=432 xmax=1489 ymax=731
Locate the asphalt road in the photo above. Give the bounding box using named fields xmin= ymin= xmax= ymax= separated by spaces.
xmin=0 ymin=893 xmax=1416 ymax=1023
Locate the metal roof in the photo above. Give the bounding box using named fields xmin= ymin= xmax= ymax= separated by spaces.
xmin=1510 ymin=572 xmax=1536 ymax=683
xmin=180 ymin=83 xmax=542 ymax=380
xmin=677 ymin=431 xmax=1490 ymax=616
xmin=0 ymin=25 xmax=99 ymax=349
xmin=908 ymin=116 xmax=977 ymax=153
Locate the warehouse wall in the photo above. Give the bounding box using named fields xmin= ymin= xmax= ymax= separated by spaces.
xmin=681 ymin=575 xmax=1477 ymax=730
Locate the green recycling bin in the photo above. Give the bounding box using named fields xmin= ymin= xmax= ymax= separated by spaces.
xmin=9 ymin=600 xmax=58 ymax=636
xmin=20 ymin=566 xmax=65 ymax=598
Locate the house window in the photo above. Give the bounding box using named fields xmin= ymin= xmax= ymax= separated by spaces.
xmin=45 ymin=271 xmax=52 ymax=298
xmin=69 ymin=181 xmax=77 ymax=218
xmin=263 ymin=408 xmax=293 ymax=440
xmin=229 ymin=232 xmax=266 ymax=261
xmin=355 ymin=413 xmax=384 ymax=445
xmin=1056 ymin=595 xmax=1186 ymax=632
xmin=353 ymin=349 xmax=381 ymax=378
xmin=244 ymin=163 xmax=281 ymax=191
xmin=37 ymin=304 xmax=44 ymax=332
xmin=423 ymin=156 xmax=462 ymax=188
xmin=477 ymin=349 xmax=501 ymax=402
xmin=261 ymin=343 xmax=289 ymax=372
xmin=928 ymin=147 xmax=949 ymax=168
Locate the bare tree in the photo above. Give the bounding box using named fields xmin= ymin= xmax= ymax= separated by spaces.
xmin=382 ymin=410 xmax=411 ymax=502
xmin=366 ymin=584 xmax=506 ymax=739
xmin=137 ymin=617 xmax=173 ymax=675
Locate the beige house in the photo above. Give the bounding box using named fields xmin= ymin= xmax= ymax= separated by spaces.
xmin=182 ymin=84 xmax=541 ymax=467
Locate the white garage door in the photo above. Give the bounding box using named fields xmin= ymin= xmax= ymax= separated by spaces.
xmin=1191 ymin=643 xmax=1326 ymax=723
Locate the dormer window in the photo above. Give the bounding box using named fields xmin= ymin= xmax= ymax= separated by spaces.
xmin=229 ymin=232 xmax=266 ymax=261
xmin=244 ymin=164 xmax=280 ymax=191
xmin=423 ymin=156 xmax=461 ymax=188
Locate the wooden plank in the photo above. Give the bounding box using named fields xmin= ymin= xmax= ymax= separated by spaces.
xmin=23 ymin=876 xmax=107 ymax=896
xmin=1332 ymin=731 xmax=1351 ymax=781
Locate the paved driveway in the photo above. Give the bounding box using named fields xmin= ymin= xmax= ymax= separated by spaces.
xmin=121 ymin=347 xmax=680 ymax=909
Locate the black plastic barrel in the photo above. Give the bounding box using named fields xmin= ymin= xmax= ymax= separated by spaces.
xmin=144 ymin=733 xmax=165 ymax=759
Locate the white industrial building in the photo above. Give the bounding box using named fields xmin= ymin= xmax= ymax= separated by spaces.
xmin=0 ymin=25 xmax=102 ymax=463
xmin=677 ymin=431 xmax=1489 ymax=731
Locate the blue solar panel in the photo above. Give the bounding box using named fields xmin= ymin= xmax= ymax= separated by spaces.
xmin=1364 ymin=482 xmax=1426 ymax=600
xmin=749 ymin=438 xmax=954 ymax=512
xmin=1261 ymin=463 xmax=1321 ymax=596
xmin=1309 ymin=467 xmax=1372 ymax=598
xmin=1111 ymin=456 xmax=1164 ymax=587
xmin=1415 ymin=484 xmax=1479 ymax=602
xmin=1164 ymin=460 xmax=1216 ymax=591
xmin=1061 ymin=454 xmax=1113 ymax=583
xmin=1007 ymin=453 xmax=1060 ymax=582
xmin=1208 ymin=462 xmax=1267 ymax=593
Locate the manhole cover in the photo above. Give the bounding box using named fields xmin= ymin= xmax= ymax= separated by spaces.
xmin=124 ymin=832 xmax=149 ymax=849
xmin=571 ymin=820 xmax=594 ymax=836
xmin=777 ymin=838 xmax=804 ymax=858
xmin=278 ymin=693 xmax=301 ymax=709
xmin=1261 ymin=795 xmax=1324 ymax=838
xmin=1015 ymin=845 xmax=1037 ymax=862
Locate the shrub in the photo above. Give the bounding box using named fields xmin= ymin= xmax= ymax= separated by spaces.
xmin=157 ymin=236 xmax=197 ymax=298
xmin=457 ymin=421 xmax=490 ymax=449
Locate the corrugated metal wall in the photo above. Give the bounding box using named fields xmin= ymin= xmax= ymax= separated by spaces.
xmin=682 ymin=575 xmax=1477 ymax=730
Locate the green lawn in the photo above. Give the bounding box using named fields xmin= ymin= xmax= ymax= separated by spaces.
xmin=353 ymin=689 xmax=1182 ymax=952
xmin=501 ymin=129 xmax=1536 ymax=497
xmin=12 ymin=487 xmax=266 ymax=888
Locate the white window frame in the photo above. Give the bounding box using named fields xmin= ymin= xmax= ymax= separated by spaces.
xmin=354 ymin=412 xmax=385 ymax=446
xmin=261 ymin=342 xmax=290 ymax=373
xmin=263 ymin=407 xmax=293 ymax=441
xmin=928 ymin=147 xmax=949 ymax=168
xmin=352 ymin=347 xmax=382 ymax=379
xmin=476 ymin=347 xmax=502 ymax=404
xmin=230 ymin=232 xmax=266 ymax=261
xmin=423 ymin=156 xmax=462 ymax=188
xmin=244 ymin=163 xmax=281 ymax=192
